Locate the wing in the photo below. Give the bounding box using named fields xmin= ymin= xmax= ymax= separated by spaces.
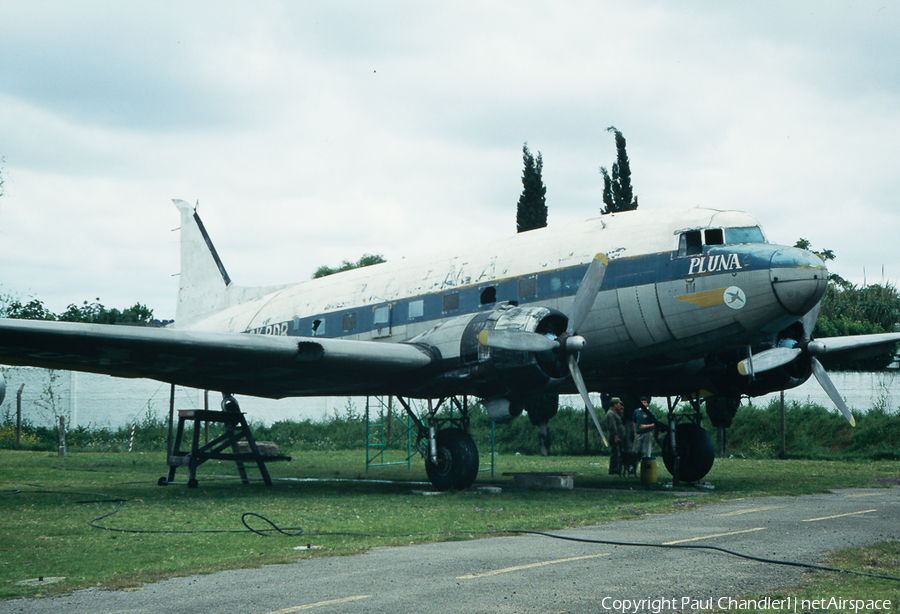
xmin=0 ymin=319 xmax=435 ymax=398
xmin=810 ymin=332 xmax=900 ymax=359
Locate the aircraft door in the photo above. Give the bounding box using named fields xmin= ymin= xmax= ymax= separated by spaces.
xmin=616 ymin=284 xmax=674 ymax=348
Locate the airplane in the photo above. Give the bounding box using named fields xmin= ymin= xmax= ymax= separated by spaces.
xmin=1 ymin=200 xmax=898 ymax=490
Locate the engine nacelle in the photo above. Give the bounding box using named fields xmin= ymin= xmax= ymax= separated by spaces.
xmin=481 ymin=396 xmax=525 ymax=423
xmin=702 ymin=323 xmax=813 ymax=399
xmin=0 ymin=372 xmax=5 ymax=406
xmin=407 ymin=303 xmax=569 ymax=406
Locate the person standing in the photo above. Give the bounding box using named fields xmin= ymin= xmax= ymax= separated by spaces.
xmin=605 ymin=398 xmax=625 ymax=475
xmin=632 ymin=396 xmax=659 ymax=458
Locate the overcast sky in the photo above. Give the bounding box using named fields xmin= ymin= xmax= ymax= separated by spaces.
xmin=1 ymin=1 xmax=898 ymax=319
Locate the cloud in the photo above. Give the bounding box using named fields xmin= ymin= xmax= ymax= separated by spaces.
xmin=1 ymin=1 xmax=898 ymax=317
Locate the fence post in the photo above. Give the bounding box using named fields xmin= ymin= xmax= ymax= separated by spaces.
xmin=779 ymin=390 xmax=786 ymax=458
xmin=16 ymin=384 xmax=24 ymax=449
xmin=167 ymin=384 xmax=175 ymax=458
xmin=58 ymin=416 xmax=66 ymax=457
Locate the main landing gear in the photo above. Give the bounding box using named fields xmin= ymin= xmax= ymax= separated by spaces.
xmin=660 ymin=395 xmax=715 ymax=485
xmin=396 ymin=397 xmax=480 ymax=491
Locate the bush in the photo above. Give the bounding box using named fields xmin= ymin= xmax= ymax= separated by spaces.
xmin=2 ymin=395 xmax=897 ymax=462
xmin=721 ymin=398 xmax=900 ymax=461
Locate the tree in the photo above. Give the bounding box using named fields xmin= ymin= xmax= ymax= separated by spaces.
xmin=599 ymin=126 xmax=639 ymax=214
xmin=1 ymin=295 xmax=153 ymax=323
xmin=313 ymin=254 xmax=386 ymax=279
xmin=795 ymin=239 xmax=899 ymax=370
xmin=3 ymin=298 xmax=57 ymax=320
xmin=516 ymin=143 xmax=547 ymax=233
xmin=515 ymin=142 xmax=557 ymax=453
xmin=705 ymin=396 xmax=739 ymax=458
xmin=58 ymin=300 xmax=154 ymax=324
xmin=795 ymin=238 xmax=848 ymax=287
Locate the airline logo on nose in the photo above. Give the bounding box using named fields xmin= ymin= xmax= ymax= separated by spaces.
xmin=676 ymin=286 xmax=746 ymax=310
xmin=724 ymin=286 xmax=746 ymax=310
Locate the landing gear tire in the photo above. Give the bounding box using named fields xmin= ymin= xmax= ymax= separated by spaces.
xmin=662 ymin=423 xmax=715 ymax=483
xmin=425 ymin=428 xmax=479 ymax=491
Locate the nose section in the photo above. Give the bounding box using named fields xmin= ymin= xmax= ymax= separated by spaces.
xmin=770 ymin=247 xmax=828 ymax=315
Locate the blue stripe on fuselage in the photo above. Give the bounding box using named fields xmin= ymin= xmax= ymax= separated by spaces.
xmin=245 ymin=244 xmax=779 ymax=338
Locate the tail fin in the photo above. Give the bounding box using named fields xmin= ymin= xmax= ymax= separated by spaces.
xmin=173 ymin=199 xmax=232 ymax=327
xmin=173 ymin=200 xmax=293 ymax=329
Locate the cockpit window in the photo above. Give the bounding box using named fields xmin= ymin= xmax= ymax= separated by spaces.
xmin=725 ymin=226 xmax=765 ymax=244
xmin=678 ymin=225 xmax=765 ymax=256
xmin=705 ymin=228 xmax=724 ymax=245
xmin=678 ymin=230 xmax=703 ymax=256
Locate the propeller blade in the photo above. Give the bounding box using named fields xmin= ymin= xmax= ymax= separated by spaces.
xmin=737 ymin=347 xmax=802 ymax=376
xmin=802 ymin=302 xmax=821 ymax=340
xmin=811 ymin=357 xmax=855 ymax=426
xmin=568 ymin=355 xmax=608 ymax=446
xmin=477 ymin=329 xmax=557 ymax=352
xmin=566 ymin=253 xmax=609 ymax=336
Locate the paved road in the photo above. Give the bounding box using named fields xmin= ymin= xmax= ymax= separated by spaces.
xmin=3 ymin=487 xmax=899 ymax=614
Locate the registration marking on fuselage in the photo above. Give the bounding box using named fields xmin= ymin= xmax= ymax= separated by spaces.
xmin=662 ymin=527 xmax=765 ymax=545
xmin=714 ymin=505 xmax=784 ymax=517
xmin=263 ymin=595 xmax=371 ymax=613
xmin=802 ymin=509 xmax=877 ymax=523
xmin=457 ymin=553 xmax=609 ymax=580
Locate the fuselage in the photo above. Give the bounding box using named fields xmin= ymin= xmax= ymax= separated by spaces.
xmin=181 ymin=207 xmax=827 ymax=399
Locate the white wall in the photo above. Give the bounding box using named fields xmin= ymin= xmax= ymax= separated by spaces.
xmin=0 ymin=366 xmax=348 ymax=429
xmin=2 ymin=367 xmax=897 ymax=431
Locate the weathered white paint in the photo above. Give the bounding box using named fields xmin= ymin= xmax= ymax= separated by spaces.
xmin=178 ymin=205 xmax=764 ymax=338
xmin=0 ymin=366 xmax=345 ymax=429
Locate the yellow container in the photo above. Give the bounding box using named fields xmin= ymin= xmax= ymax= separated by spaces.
xmin=640 ymin=457 xmax=657 ymax=485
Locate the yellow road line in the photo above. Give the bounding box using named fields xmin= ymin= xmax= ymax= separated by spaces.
xmin=715 ymin=505 xmax=783 ymax=517
xmin=263 ymin=595 xmax=371 ymax=613
xmin=663 ymin=527 xmax=764 ymax=545
xmin=802 ymin=509 xmax=877 ymax=522
xmin=458 ymin=553 xmax=609 ymax=580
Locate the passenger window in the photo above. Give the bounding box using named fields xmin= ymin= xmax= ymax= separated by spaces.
xmin=342 ymin=312 xmax=357 ymax=332
xmin=311 ymin=319 xmax=325 ymax=336
xmin=408 ymin=299 xmax=424 ymax=319
xmin=705 ymin=228 xmax=724 ymax=245
xmin=518 ymin=277 xmax=537 ymax=299
xmin=373 ymin=305 xmax=390 ymax=325
xmin=480 ymin=286 xmax=497 ymax=305
xmin=443 ymin=292 xmax=460 ymax=313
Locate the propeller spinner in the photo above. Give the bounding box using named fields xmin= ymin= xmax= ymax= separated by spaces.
xmin=479 ymin=253 xmax=610 ymax=445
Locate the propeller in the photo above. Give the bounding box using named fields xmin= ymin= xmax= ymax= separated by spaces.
xmin=480 ymin=253 xmax=610 ymax=445
xmin=737 ymin=301 xmax=857 ymax=426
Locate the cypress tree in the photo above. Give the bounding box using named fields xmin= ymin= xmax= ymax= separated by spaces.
xmin=516 ymin=143 xmax=547 ymax=232
xmin=600 ymin=126 xmax=639 ymax=214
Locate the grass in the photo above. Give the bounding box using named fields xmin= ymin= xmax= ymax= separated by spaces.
xmin=715 ymin=541 xmax=900 ymax=613
xmin=1 ymin=449 xmax=900 ymax=600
